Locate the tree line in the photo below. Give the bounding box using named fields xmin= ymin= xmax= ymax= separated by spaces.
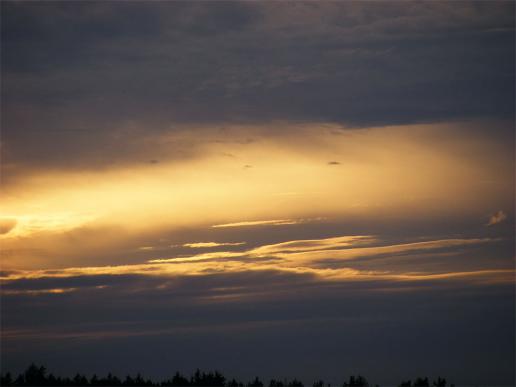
xmin=0 ymin=364 xmax=452 ymax=387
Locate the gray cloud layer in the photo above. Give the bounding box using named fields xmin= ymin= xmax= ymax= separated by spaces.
xmin=1 ymin=230 xmax=514 ymax=384
xmin=1 ymin=269 xmax=514 ymax=385
xmin=1 ymin=1 xmax=514 ymax=173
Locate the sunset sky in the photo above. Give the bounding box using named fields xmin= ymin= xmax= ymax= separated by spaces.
xmin=0 ymin=1 xmax=515 ymax=385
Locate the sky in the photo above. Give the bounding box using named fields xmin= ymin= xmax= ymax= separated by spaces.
xmin=0 ymin=1 xmax=515 ymax=385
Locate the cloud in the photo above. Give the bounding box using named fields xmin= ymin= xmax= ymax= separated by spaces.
xmin=0 ymin=213 xmax=97 ymax=239
xmin=1 ymin=1 xmax=514 ymax=182
xmin=487 ymin=210 xmax=507 ymax=226
xmin=138 ymin=246 xmax=156 ymax=251
xmin=183 ymin=242 xmax=246 ymax=248
xmin=2 ymin=267 xmax=513 ymax=385
xmin=211 ymin=219 xmax=302 ymax=228
xmin=3 ymin=121 xmax=512 ymax=245
xmin=149 ymin=251 xmax=246 ymax=264
xmin=250 ymin=235 xmax=374 ymax=255
xmin=327 ymin=161 xmax=340 ymax=165
xmin=0 ymin=218 xmax=17 ymax=235
xmin=1 ymin=287 xmax=78 ymax=296
xmin=272 ymin=238 xmax=496 ymax=265
xmin=0 ymin=232 xmax=512 ymax=384
xmin=1 ymin=235 xmax=505 ymax=286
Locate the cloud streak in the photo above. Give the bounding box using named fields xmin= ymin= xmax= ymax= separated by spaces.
xmin=211 ymin=219 xmax=302 ymax=228
xmin=183 ymin=242 xmax=246 ymax=248
xmin=1 ymin=235 xmax=508 ymax=288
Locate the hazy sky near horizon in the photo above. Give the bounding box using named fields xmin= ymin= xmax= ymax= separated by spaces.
xmin=0 ymin=1 xmax=515 ymax=385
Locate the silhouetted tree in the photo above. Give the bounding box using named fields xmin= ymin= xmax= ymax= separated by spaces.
xmin=209 ymin=371 xmax=226 ymax=387
xmin=227 ymin=378 xmax=243 ymax=387
xmin=102 ymin=372 xmax=122 ymax=386
xmin=0 ymin=363 xmax=454 ymax=387
xmin=189 ymin=369 xmax=225 ymax=387
xmin=162 ymin=371 xmax=189 ymax=386
xmin=432 ymin=377 xmax=446 ymax=387
xmin=343 ymin=375 xmax=368 ymax=387
xmin=191 ymin=369 xmax=201 ymax=386
xmin=174 ymin=371 xmax=190 ymax=386
xmin=287 ymin=379 xmax=303 ymax=387
xmin=413 ymin=377 xmax=429 ymax=387
xmin=90 ymin=374 xmax=99 ymax=386
xmin=14 ymin=374 xmax=25 ymax=386
xmin=269 ymin=379 xmax=284 ymax=387
xmin=73 ymin=373 xmax=89 ymax=386
xmin=134 ymin=373 xmax=146 ymax=386
xmin=24 ymin=363 xmax=48 ymax=386
xmin=1 ymin=372 xmax=13 ymax=386
xmin=124 ymin=375 xmax=135 ymax=386
xmin=247 ymin=377 xmax=264 ymax=387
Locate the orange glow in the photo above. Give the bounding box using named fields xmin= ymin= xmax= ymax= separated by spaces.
xmin=0 ymin=122 xmax=512 ymax=271
xmin=1 ymin=235 xmax=509 ymax=287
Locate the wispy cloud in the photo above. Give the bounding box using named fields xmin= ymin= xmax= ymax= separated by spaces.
xmin=183 ymin=242 xmax=246 ymax=248
xmin=138 ymin=246 xmax=156 ymax=251
xmin=1 ymin=287 xmax=78 ymax=296
xmin=251 ymin=235 xmax=374 ymax=255
xmin=272 ymin=238 xmax=496 ymax=264
xmin=0 ymin=213 xmax=97 ymax=239
xmin=211 ymin=219 xmax=301 ymax=228
xmin=211 ymin=217 xmax=327 ymax=228
xmin=1 ymin=235 xmax=506 ymax=288
xmin=487 ymin=210 xmax=507 ymax=226
xmin=149 ymin=251 xmax=245 ymax=264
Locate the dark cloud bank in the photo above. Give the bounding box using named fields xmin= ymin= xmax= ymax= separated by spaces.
xmin=1 ymin=231 xmax=515 ymax=385
xmin=1 ymin=269 xmax=514 ymax=386
xmin=3 ymin=2 xmax=513 ymax=125
xmin=1 ymin=1 xmax=514 ymax=173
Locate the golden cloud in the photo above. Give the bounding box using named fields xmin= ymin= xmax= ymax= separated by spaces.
xmin=1 ymin=235 xmax=510 ymax=289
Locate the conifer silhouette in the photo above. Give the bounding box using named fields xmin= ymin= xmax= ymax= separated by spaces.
xmin=0 ymin=363 xmax=455 ymax=387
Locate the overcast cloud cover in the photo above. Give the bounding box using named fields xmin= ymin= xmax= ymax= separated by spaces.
xmin=2 ymin=1 xmax=514 ymax=174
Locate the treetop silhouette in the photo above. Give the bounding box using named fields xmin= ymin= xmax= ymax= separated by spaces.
xmin=0 ymin=364 xmax=452 ymax=387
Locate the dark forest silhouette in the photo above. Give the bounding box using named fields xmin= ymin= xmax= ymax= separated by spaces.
xmin=0 ymin=364 xmax=453 ymax=387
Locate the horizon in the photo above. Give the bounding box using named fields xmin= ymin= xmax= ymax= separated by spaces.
xmin=0 ymin=363 xmax=464 ymax=387
xmin=0 ymin=1 xmax=514 ymax=386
